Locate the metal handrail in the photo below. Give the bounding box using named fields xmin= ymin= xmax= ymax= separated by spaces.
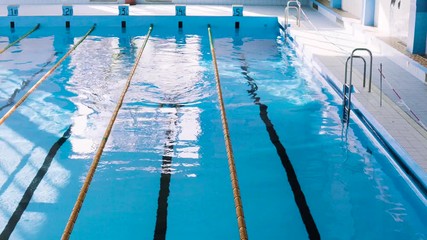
xmin=342 ymin=48 xmax=373 ymax=123
xmin=349 ymin=48 xmax=373 ymax=92
xmin=345 ymin=55 xmax=366 ymax=87
xmin=285 ymin=0 xmax=301 ymax=27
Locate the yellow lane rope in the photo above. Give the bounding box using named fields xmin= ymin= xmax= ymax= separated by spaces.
xmin=0 ymin=24 xmax=40 ymax=54
xmin=0 ymin=24 xmax=96 ymax=126
xmin=61 ymin=24 xmax=154 ymax=240
xmin=207 ymin=25 xmax=248 ymax=240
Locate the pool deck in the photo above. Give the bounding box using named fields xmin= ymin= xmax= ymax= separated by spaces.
xmin=1 ymin=3 xmax=426 ymax=176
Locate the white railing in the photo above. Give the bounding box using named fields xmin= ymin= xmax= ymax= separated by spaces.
xmin=285 ymin=0 xmax=301 ymax=27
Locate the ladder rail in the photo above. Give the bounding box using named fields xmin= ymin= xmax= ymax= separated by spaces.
xmin=343 ymin=48 xmax=373 ymax=123
xmin=285 ymin=0 xmax=302 ymax=27
xmin=342 ymin=84 xmax=352 ymax=124
xmin=349 ymin=48 xmax=373 ymax=92
xmin=345 ymin=55 xmax=366 ymax=87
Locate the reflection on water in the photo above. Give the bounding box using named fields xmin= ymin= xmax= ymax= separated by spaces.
xmin=68 ymin=31 xmax=222 ymax=240
xmin=0 ymin=31 xmax=136 ymax=239
xmin=130 ymin=35 xmax=214 ymax=105
xmin=67 ymin=36 xmax=135 ymax=159
xmin=102 ymin=34 xmax=206 ymax=178
xmin=0 ymin=37 xmax=57 ymax=112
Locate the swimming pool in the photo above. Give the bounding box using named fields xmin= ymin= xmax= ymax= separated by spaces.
xmin=0 ymin=20 xmax=426 ymax=239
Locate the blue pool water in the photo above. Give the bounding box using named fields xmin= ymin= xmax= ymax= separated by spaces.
xmin=0 ymin=24 xmax=426 ymax=240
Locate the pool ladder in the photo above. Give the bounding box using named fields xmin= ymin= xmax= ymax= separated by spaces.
xmin=285 ymin=0 xmax=301 ymax=27
xmin=342 ymin=48 xmax=373 ymax=124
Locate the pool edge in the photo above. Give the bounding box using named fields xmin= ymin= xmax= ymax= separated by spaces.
xmin=279 ymin=23 xmax=427 ymax=200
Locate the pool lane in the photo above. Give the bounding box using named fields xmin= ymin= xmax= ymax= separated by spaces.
xmin=62 ymin=25 xmax=152 ymax=240
xmin=214 ymin=32 xmax=311 ymax=239
xmin=0 ymin=28 xmax=137 ymax=239
xmin=239 ymin=60 xmax=320 ymax=239
xmin=215 ymin=30 xmax=427 ymax=239
xmin=70 ymin=31 xmax=240 ymax=239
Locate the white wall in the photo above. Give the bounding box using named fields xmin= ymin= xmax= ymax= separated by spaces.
xmin=322 ymin=0 xmax=411 ymax=41
xmin=376 ymin=0 xmax=410 ymax=43
xmin=342 ymin=0 xmax=363 ymax=19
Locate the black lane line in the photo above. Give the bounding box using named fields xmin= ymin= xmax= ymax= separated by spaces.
xmin=153 ymin=106 xmax=178 ymax=240
xmin=0 ymin=53 xmax=57 ymax=112
xmin=240 ymin=63 xmax=321 ymax=240
xmin=0 ymin=125 xmax=72 ymax=239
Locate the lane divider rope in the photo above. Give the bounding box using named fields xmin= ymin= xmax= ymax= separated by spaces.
xmin=0 ymin=24 xmax=96 ymax=126
xmin=207 ymin=24 xmax=248 ymax=240
xmin=0 ymin=24 xmax=40 ymax=54
xmin=61 ymin=24 xmax=153 ymax=240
